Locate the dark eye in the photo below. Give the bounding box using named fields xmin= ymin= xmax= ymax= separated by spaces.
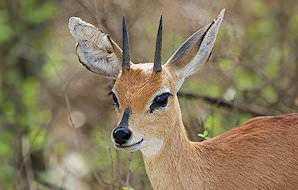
xmin=150 ymin=93 xmax=172 ymax=113
xmin=109 ymin=91 xmax=119 ymax=108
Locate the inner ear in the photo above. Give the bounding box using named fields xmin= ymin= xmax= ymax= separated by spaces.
xmin=69 ymin=17 xmax=128 ymax=79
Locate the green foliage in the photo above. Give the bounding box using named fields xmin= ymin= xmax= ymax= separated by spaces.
xmin=123 ymin=186 xmax=135 ymax=190
xmin=28 ymin=127 xmax=48 ymax=150
xmin=264 ymin=47 xmax=281 ymax=77
xmin=203 ymin=109 xmax=225 ymax=137
xmin=288 ymin=13 xmax=298 ymax=40
xmin=261 ymin=86 xmax=278 ymax=103
xmin=234 ymin=67 xmax=262 ymax=89
xmin=0 ymin=0 xmax=57 ymax=188
xmin=42 ymin=47 xmax=63 ymax=79
xmin=0 ymin=133 xmax=14 ymax=184
xmin=20 ymin=0 xmax=56 ymax=24
xmin=0 ymin=10 xmax=14 ymax=43
xmin=182 ymin=79 xmax=223 ymax=97
xmin=218 ymin=58 xmax=233 ymax=71
xmin=198 ymin=130 xmax=210 ymax=140
xmin=250 ymin=0 xmax=268 ymax=18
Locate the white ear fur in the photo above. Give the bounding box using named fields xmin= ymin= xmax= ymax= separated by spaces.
xmin=165 ymin=9 xmax=225 ymax=91
xmin=69 ymin=17 xmax=124 ymax=79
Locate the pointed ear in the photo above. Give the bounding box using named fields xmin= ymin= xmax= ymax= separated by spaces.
xmin=69 ymin=17 xmax=125 ymax=79
xmin=164 ymin=9 xmax=225 ymax=91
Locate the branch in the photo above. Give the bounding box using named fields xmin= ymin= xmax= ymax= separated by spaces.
xmin=125 ymin=153 xmax=133 ymax=187
xmin=178 ymin=92 xmax=268 ymax=116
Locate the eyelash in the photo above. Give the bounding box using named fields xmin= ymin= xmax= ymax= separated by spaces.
xmin=109 ymin=92 xmax=171 ymax=112
xmin=149 ymin=93 xmax=172 ymax=113
xmin=109 ymin=91 xmax=120 ymax=108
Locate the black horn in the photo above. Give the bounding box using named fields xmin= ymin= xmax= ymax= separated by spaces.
xmin=122 ymin=16 xmax=130 ymax=70
xmin=153 ymin=15 xmax=163 ymax=72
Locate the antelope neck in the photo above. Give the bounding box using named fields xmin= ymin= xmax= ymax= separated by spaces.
xmin=142 ymin=116 xmax=205 ymax=189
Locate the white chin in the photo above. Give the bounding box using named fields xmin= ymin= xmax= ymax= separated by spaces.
xmin=140 ymin=139 xmax=163 ymax=157
xmin=115 ymin=145 xmax=140 ymax=152
xmin=114 ymin=139 xmax=144 ymax=152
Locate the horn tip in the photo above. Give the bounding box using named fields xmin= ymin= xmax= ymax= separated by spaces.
xmin=122 ymin=16 xmax=126 ymax=26
xmin=159 ymin=15 xmax=163 ymax=27
xmin=122 ymin=15 xmax=130 ymax=71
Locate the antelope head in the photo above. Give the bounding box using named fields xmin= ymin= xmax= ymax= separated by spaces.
xmin=68 ymin=10 xmax=224 ymax=157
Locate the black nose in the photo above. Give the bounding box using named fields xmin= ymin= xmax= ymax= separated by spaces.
xmin=113 ymin=128 xmax=132 ymax=145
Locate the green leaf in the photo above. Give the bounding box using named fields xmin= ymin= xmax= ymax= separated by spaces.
xmin=198 ymin=130 xmax=210 ymax=140
xmin=0 ymin=10 xmax=14 ymax=43
xmin=123 ymin=186 xmax=135 ymax=190
xmin=250 ymin=0 xmax=267 ymax=17
xmin=20 ymin=0 xmax=56 ymax=24
xmin=261 ymin=86 xmax=277 ymax=103
xmin=28 ymin=128 xmax=47 ymax=150
xmin=217 ymin=58 xmax=233 ymax=71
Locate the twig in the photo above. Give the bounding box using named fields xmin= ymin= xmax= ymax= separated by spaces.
xmin=125 ymin=153 xmax=133 ymax=187
xmin=107 ymin=146 xmax=114 ymax=190
xmin=115 ymin=150 xmax=121 ymax=188
xmin=178 ymin=92 xmax=267 ymax=116
xmin=75 ymin=0 xmax=89 ymax=11
xmin=21 ymin=137 xmax=35 ymax=190
xmin=92 ymin=169 xmax=121 ymax=189
xmin=64 ymin=92 xmax=76 ymax=128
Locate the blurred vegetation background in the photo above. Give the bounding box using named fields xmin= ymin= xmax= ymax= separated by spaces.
xmin=0 ymin=0 xmax=297 ymax=189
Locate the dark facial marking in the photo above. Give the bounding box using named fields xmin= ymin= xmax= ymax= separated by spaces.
xmin=117 ymin=107 xmax=131 ymax=128
xmin=150 ymin=93 xmax=172 ymax=113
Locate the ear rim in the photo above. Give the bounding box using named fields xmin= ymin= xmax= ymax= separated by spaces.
xmin=69 ymin=17 xmax=131 ymax=79
xmin=164 ymin=9 xmax=225 ymax=91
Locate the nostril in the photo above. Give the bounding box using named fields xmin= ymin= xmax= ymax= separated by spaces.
xmin=113 ymin=128 xmax=132 ymax=145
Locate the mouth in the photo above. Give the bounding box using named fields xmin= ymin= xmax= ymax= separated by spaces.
xmin=115 ymin=139 xmax=144 ymax=150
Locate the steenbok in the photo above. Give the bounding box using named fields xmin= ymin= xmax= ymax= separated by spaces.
xmin=69 ymin=9 xmax=298 ymax=190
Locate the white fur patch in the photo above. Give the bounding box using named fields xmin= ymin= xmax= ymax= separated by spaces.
xmin=131 ymin=63 xmax=154 ymax=74
xmin=140 ymin=139 xmax=164 ymax=158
